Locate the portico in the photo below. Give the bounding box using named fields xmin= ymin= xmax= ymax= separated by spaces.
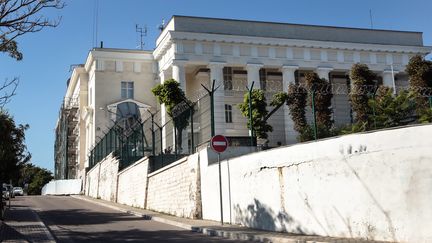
xmin=154 ymin=16 xmax=431 ymax=146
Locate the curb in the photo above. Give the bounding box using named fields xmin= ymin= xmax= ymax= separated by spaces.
xmin=70 ymin=195 xmax=193 ymax=230
xmin=69 ymin=195 xmax=341 ymax=243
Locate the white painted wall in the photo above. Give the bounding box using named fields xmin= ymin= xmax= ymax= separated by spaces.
xmin=117 ymin=158 xmax=149 ymax=208
xmin=200 ymin=124 xmax=432 ymax=243
xmin=42 ymin=179 xmax=82 ymax=195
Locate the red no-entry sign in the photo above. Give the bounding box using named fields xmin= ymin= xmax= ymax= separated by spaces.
xmin=210 ymin=135 xmax=228 ymax=153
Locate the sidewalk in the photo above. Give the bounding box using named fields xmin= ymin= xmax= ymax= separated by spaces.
xmin=0 ymin=198 xmax=55 ymax=243
xmin=72 ymin=195 xmax=391 ymax=243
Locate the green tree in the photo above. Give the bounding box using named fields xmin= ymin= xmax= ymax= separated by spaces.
xmin=405 ymin=55 xmax=432 ymax=117
xmin=152 ymin=79 xmax=192 ymax=153
xmin=19 ymin=163 xmax=53 ymax=195
xmin=305 ymin=73 xmax=333 ymax=130
xmin=0 ymin=0 xmax=64 ymax=107
xmin=285 ymin=84 xmax=308 ymax=141
xmin=0 ymin=110 xmax=31 ymax=184
xmin=349 ymin=63 xmax=378 ymax=127
xmin=369 ymin=87 xmax=416 ymax=128
xmin=238 ymin=89 xmax=273 ymax=139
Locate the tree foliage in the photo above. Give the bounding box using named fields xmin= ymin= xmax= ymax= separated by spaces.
xmin=0 ymin=110 xmax=31 ymax=184
xmin=152 ymin=79 xmax=192 ymax=152
xmin=238 ymin=89 xmax=272 ymax=139
xmin=0 ymin=77 xmax=19 ymax=108
xmin=405 ymin=55 xmax=432 ymax=114
xmin=305 ymin=73 xmax=333 ymax=130
xmin=286 ymin=84 xmax=308 ymax=134
xmin=19 ymin=163 xmax=53 ymax=195
xmin=0 ymin=0 xmax=64 ymax=107
xmin=0 ymin=0 xmax=64 ymax=60
xmin=349 ymin=63 xmax=377 ymax=125
xmin=369 ymin=87 xmax=416 ymax=128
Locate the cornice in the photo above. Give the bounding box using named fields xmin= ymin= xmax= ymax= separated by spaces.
xmin=170 ymin=31 xmax=431 ymax=54
xmin=154 ymin=31 xmax=174 ymax=60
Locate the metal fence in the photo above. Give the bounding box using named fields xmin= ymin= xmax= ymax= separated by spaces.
xmin=88 ymin=119 xmax=150 ymax=170
xmin=88 ymin=78 xmax=432 ymax=173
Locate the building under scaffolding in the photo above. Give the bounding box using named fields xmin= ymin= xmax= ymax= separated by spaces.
xmin=54 ymin=96 xmax=79 ymax=179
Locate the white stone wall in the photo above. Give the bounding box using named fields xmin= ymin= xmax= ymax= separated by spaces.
xmin=200 ymin=124 xmax=432 ymax=243
xmin=85 ymin=153 xmax=119 ymax=201
xmin=146 ymin=154 xmax=201 ymax=219
xmin=85 ymin=163 xmax=100 ymax=198
xmin=98 ymin=154 xmax=119 ymax=202
xmin=117 ymin=158 xmax=149 ymax=208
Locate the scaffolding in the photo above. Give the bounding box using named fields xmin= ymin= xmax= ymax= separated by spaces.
xmin=54 ymin=97 xmax=79 ymax=179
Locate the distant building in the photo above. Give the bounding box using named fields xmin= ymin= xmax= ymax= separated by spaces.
xmin=54 ymin=16 xmax=431 ymax=180
xmin=54 ymin=49 xmax=155 ymax=180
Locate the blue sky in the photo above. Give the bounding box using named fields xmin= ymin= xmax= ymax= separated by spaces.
xmin=2 ymin=0 xmax=431 ymax=172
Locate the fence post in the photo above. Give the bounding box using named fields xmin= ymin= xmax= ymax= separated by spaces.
xmin=372 ymin=84 xmax=379 ymax=129
xmin=160 ymin=127 xmax=163 ymax=160
xmin=248 ymin=81 xmax=255 ymax=147
xmin=190 ymin=106 xmax=194 ymax=154
xmin=151 ymin=114 xmax=155 ymax=156
xmin=174 ymin=121 xmax=177 ymax=155
xmin=201 ymin=79 xmax=218 ymax=137
xmin=429 ymin=96 xmax=432 ymax=110
xmin=311 ymin=84 xmax=317 ymax=140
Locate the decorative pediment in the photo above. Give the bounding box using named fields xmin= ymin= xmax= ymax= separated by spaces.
xmin=106 ymin=99 xmax=151 ymax=110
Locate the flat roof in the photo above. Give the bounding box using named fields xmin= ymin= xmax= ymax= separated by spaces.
xmin=165 ymin=15 xmax=424 ymax=47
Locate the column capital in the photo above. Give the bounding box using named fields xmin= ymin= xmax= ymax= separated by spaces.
xmin=171 ymin=59 xmax=188 ymax=67
xmin=316 ymin=67 xmax=333 ymax=72
xmin=208 ymin=61 xmax=225 ymax=69
xmin=383 ymin=69 xmax=399 ymax=74
xmin=281 ymin=65 xmax=299 ymax=72
xmin=246 ymin=63 xmax=263 ymax=70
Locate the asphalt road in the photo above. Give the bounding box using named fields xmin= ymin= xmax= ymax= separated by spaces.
xmin=15 ymin=196 xmax=246 ymax=243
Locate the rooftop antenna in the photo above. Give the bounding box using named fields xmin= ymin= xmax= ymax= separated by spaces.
xmin=92 ymin=0 xmax=100 ymax=48
xmin=158 ymin=19 xmax=165 ymax=32
xmin=369 ymin=9 xmax=374 ymax=29
xmin=135 ymin=24 xmax=147 ymax=50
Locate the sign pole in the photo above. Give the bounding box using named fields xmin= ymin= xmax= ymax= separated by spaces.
xmin=218 ymin=152 xmax=223 ymax=225
xmin=210 ymin=134 xmax=228 ymax=226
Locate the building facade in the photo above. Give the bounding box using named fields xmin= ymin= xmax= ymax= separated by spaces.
xmin=55 ymin=49 xmax=156 ymax=180
xmin=55 ymin=16 xmax=431 ymax=180
xmin=155 ymin=16 xmax=431 ymax=146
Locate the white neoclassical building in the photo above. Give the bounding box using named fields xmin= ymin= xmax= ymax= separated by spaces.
xmin=55 ymin=49 xmax=156 ymax=180
xmin=154 ymin=15 xmax=431 ymax=145
xmin=55 ymin=15 xmax=431 ymax=179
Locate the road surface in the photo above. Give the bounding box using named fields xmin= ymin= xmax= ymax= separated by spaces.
xmin=7 ymin=196 xmax=246 ymax=242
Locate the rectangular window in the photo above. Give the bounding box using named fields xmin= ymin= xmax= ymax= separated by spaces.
xmin=225 ymin=104 xmax=232 ymax=123
xmin=223 ymin=67 xmax=233 ymax=90
xmin=121 ymin=81 xmax=134 ymax=99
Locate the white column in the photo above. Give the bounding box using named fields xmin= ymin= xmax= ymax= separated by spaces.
xmin=383 ymin=69 xmax=398 ymax=92
xmin=246 ymin=64 xmax=263 ymax=89
xmin=172 ymin=61 xmax=189 ymax=153
xmin=209 ymin=62 xmax=225 ymax=136
xmin=159 ymin=70 xmax=168 ymax=152
xmin=282 ymin=65 xmax=298 ymax=145
xmin=316 ymin=67 xmax=333 ymax=80
xmin=172 ymin=60 xmax=187 ymax=93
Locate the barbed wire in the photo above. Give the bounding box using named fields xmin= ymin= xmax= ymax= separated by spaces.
xmin=170 ymin=80 xmax=432 ymax=118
